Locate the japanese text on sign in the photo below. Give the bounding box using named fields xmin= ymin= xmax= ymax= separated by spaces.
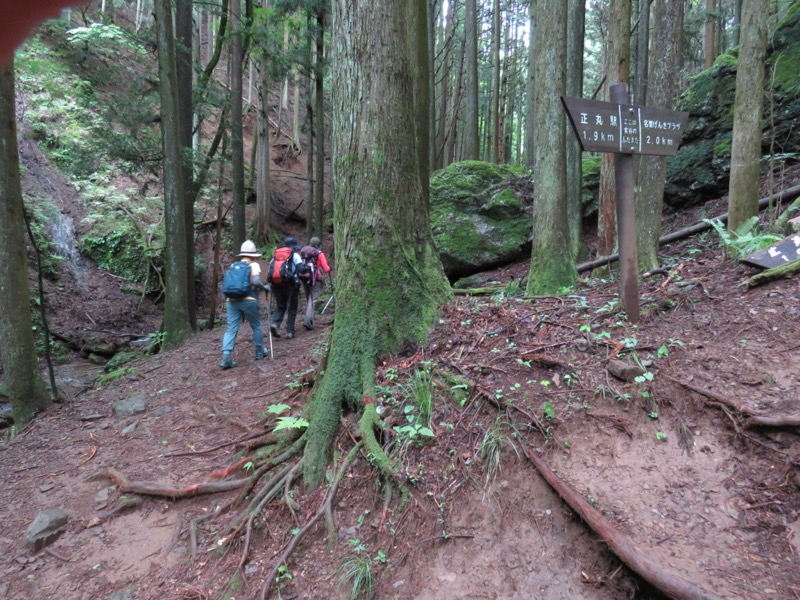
xmin=561 ymin=96 xmax=689 ymax=157
xmin=743 ymin=235 xmax=800 ymax=269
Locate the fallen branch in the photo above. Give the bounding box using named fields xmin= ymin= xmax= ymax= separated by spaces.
xmin=662 ymin=375 xmax=751 ymax=415
xmin=92 ymin=468 xmax=252 ymax=498
xmin=521 ymin=445 xmax=721 ymax=600
xmin=744 ymin=414 xmax=800 ymax=429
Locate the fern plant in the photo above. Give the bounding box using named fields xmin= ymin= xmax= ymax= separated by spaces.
xmin=703 ymin=217 xmax=782 ymax=260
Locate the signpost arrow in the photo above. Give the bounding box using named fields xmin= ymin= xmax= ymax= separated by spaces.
xmin=561 ymin=85 xmax=688 ymax=323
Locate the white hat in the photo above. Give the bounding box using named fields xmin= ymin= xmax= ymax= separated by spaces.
xmin=237 ymin=240 xmax=262 ymax=258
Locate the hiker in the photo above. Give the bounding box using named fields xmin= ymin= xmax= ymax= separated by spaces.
xmin=220 ymin=240 xmax=271 ymax=369
xmin=268 ymin=236 xmax=303 ymax=339
xmin=299 ymin=236 xmax=332 ymax=330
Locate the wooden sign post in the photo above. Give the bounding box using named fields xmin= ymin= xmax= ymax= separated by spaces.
xmin=562 ymin=84 xmax=688 ymax=323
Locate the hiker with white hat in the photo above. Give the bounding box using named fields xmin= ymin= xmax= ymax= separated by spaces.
xmin=219 ymin=240 xmax=271 ymax=369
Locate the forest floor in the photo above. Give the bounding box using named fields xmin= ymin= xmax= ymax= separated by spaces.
xmin=3 ymin=136 xmax=800 ymax=599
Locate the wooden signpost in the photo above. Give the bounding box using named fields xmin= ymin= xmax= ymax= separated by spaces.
xmin=562 ymin=84 xmax=689 ymax=323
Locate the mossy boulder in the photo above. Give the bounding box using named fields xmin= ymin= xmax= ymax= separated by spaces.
xmin=430 ymin=161 xmax=532 ymax=279
xmin=666 ymin=3 xmax=800 ymax=208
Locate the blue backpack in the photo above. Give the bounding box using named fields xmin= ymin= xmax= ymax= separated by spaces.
xmin=222 ymin=261 xmax=253 ymax=299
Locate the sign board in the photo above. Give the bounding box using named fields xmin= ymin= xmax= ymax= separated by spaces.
xmin=561 ymin=96 xmax=689 ymax=156
xmin=742 ymin=234 xmax=800 ymax=269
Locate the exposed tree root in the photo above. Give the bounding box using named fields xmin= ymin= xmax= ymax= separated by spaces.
xmin=92 ymin=468 xmax=252 ymax=498
xmin=258 ymin=442 xmax=363 ymax=600
xmin=520 ymin=444 xmax=721 ymax=600
xmin=359 ymin=398 xmax=408 ymax=506
xmin=665 ymin=375 xmax=800 ymax=429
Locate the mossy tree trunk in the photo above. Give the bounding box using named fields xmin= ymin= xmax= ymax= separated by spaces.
xmin=303 ymin=0 xmax=451 ymax=487
xmin=635 ymin=0 xmax=682 ymax=272
xmin=727 ymin=0 xmax=770 ymax=232
xmin=0 ymin=62 xmax=51 ymax=425
xmin=155 ymin=0 xmax=193 ymax=348
xmin=526 ymin=0 xmax=577 ymax=295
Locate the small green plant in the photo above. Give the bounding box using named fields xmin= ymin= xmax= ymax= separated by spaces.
xmin=339 ymin=541 xmax=376 ymax=600
xmin=393 ymin=405 xmax=435 ymax=442
xmin=97 ymin=366 xmax=137 ymax=385
xmin=479 ymin=417 xmax=520 ymax=488
xmin=703 ymin=216 xmax=782 ymax=260
xmin=656 ymin=431 xmax=668 ymax=442
xmin=541 ymin=401 xmax=556 ymax=420
xmin=275 ymin=564 xmax=293 ymax=599
xmin=273 ymin=416 xmax=310 ymax=432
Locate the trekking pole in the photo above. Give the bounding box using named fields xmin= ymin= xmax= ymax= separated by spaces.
xmin=266 ymin=290 xmax=274 ymax=360
xmin=321 ymin=293 xmax=335 ymax=315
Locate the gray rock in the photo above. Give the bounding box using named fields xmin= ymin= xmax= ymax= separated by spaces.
xmin=607 ymin=358 xmax=646 ymax=383
xmin=150 ymin=406 xmax=172 ymax=417
xmin=120 ymin=421 xmax=138 ymax=436
xmin=25 ymin=508 xmax=68 ymax=551
xmin=107 ymin=587 xmax=135 ymax=600
xmin=113 ymin=393 xmax=146 ymax=418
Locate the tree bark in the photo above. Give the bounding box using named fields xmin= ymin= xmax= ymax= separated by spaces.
xmin=526 ymin=0 xmax=576 ymax=295
xmin=154 ymin=0 xmax=193 ymax=348
xmin=176 ymin=0 xmax=196 ymax=329
xmin=463 ymin=0 xmax=480 ymax=159
xmin=525 ymin=1 xmax=535 ymax=169
xmin=308 ymin=0 xmax=452 ymax=486
xmin=704 ymin=0 xmax=717 ymax=69
xmin=727 ymin=0 xmax=770 ymax=232
xmin=490 ymin=0 xmax=500 ymax=163
xmin=314 ymin=6 xmax=325 ymax=240
xmin=566 ymin=0 xmax=586 ymax=261
xmin=635 ymin=0 xmax=682 ymax=272
xmin=254 ymin=2 xmax=272 ymax=246
xmin=634 ymin=0 xmax=650 ymax=105
xmin=597 ymin=0 xmax=632 ymax=261
xmin=230 ymin=0 xmax=245 ymax=253
xmin=0 ymin=62 xmax=51 ymax=425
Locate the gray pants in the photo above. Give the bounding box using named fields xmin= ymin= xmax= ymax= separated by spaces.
xmin=303 ymin=282 xmax=323 ymax=323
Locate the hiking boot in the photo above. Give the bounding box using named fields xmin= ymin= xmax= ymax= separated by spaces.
xmin=220 ymin=353 xmax=237 ymax=369
xmin=285 ymin=331 xmax=295 ymax=339
xmin=270 ymin=324 xmax=281 ymax=338
xmin=255 ymin=346 xmax=268 ymax=360
xmin=303 ymin=318 xmax=314 ymax=330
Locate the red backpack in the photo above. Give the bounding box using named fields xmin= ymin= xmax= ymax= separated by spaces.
xmin=268 ymin=247 xmax=296 ymax=286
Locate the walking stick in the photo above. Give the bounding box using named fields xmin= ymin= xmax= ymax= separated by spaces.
xmin=265 ymin=289 xmax=274 ymax=360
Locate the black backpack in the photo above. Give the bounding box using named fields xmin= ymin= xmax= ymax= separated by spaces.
xmin=221 ymin=261 xmax=253 ymax=299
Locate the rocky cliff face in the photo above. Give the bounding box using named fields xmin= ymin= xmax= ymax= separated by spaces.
xmin=666 ymin=3 xmax=800 ymax=208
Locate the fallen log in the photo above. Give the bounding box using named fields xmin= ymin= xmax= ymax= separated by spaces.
xmin=521 ymin=445 xmax=720 ymax=600
xmin=578 ymin=184 xmax=800 ymax=273
xmin=746 ymin=258 xmax=800 ymax=287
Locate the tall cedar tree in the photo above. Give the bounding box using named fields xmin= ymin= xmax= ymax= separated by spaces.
xmin=464 ymin=0 xmax=480 ymax=159
xmin=0 ymin=62 xmax=51 ymax=425
xmin=635 ymin=0 xmax=682 ymax=271
xmin=526 ymin=0 xmax=577 ymax=294
xmin=304 ymin=0 xmax=451 ymax=486
xmin=727 ymin=0 xmax=770 ymax=231
xmin=230 ymin=0 xmax=246 ymax=253
xmin=154 ymin=0 xmax=193 ymax=347
xmin=597 ymin=0 xmax=631 ymax=259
